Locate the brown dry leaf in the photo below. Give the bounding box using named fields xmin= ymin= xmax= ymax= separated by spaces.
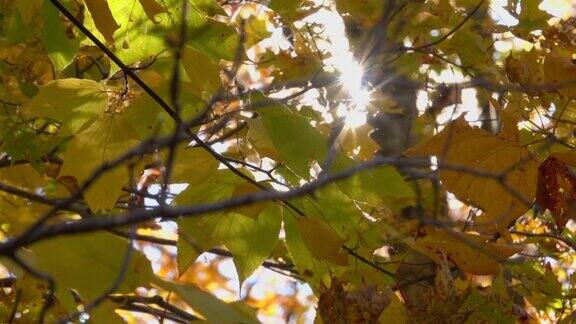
xmin=420 ymin=231 xmax=522 ymax=275
xmin=85 ymin=0 xmax=121 ymax=45
xmin=405 ymin=115 xmax=538 ymax=232
xmin=318 ymin=279 xmax=391 ymax=323
xmin=536 ymin=156 xmax=576 ymax=230
xmin=295 ymin=217 xmax=349 ymax=266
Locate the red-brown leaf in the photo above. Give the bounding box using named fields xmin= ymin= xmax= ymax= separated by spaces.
xmin=536 ymin=157 xmax=576 ymax=230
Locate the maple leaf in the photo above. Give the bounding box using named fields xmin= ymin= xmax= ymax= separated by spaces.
xmin=4 ymin=0 xmax=576 ymax=321
xmin=405 ymin=114 xmax=538 ymax=232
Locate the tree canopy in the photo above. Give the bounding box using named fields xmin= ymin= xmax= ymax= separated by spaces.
xmin=0 ymin=0 xmax=576 ymax=322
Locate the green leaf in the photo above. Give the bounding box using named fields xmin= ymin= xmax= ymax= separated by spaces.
xmin=182 ymin=46 xmax=222 ymax=97
xmin=22 ymin=79 xmax=108 ymax=136
xmin=16 ymin=0 xmax=44 ymax=26
xmin=283 ymin=210 xmax=332 ymax=286
xmin=268 ymin=0 xmax=304 ymax=21
xmin=41 ymin=1 xmax=80 ymax=72
xmin=179 ymin=205 xmax=281 ymax=285
xmin=335 ymin=0 xmax=384 ymax=26
xmin=123 ymin=77 xmax=205 ymax=138
xmin=175 ymin=170 xmax=243 ymax=271
xmin=176 ymin=171 xmax=281 ymax=283
xmin=188 ymin=20 xmax=239 ymax=61
xmin=226 ymin=205 xmax=282 ymax=284
xmin=292 ymin=186 xmax=366 ymax=267
xmin=82 ymin=0 xmax=176 ymax=74
xmin=155 ymin=279 xmax=259 ymax=323
xmin=333 ymin=155 xmax=414 ymax=207
xmin=516 ymin=0 xmax=551 ymax=33
xmin=161 ymin=143 xmax=219 ymax=186
xmin=189 ymin=0 xmax=227 ymax=17
xmin=60 ymin=113 xmax=140 ymax=211
xmin=260 ymin=106 xmax=327 ymax=179
xmin=27 ymin=232 xmax=154 ymax=320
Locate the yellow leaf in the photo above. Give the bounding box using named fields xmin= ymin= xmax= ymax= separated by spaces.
xmin=551 ymin=151 xmax=576 ymax=168
xmin=295 ymin=217 xmax=349 ymax=266
xmin=182 ymin=46 xmax=222 ymax=98
xmin=137 ymin=0 xmax=167 ymax=23
xmin=161 ymin=143 xmax=219 ymax=186
xmin=60 ymin=113 xmax=140 ymax=211
xmin=28 ymin=232 xmax=154 ymax=319
xmin=229 ymin=182 xmax=268 ymax=219
xmin=420 ymin=231 xmax=522 ymax=275
xmin=337 ymin=124 xmax=380 ymax=160
xmin=544 ymin=48 xmax=576 ymax=97
xmin=0 ymin=198 xmax=50 ymax=235
xmin=84 ymin=0 xmax=121 ymax=44
xmin=247 ymin=118 xmax=281 ymax=160
xmin=0 ymin=165 xmax=48 ymax=190
xmin=17 ymin=0 xmax=43 ymax=25
xmin=22 ymin=79 xmax=108 ymax=136
xmin=405 ymin=116 xmax=538 ymax=231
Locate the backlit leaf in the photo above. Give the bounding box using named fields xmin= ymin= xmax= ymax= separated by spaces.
xmin=84 ymin=0 xmax=121 ymax=45
xmin=420 ymin=231 xmax=522 ymax=275
xmin=59 ymin=113 xmax=140 ymax=211
xmin=41 ymin=0 xmax=80 ymax=72
xmin=182 ymin=46 xmax=221 ymax=98
xmin=156 ymin=279 xmax=259 ymax=323
xmin=405 ymin=115 xmax=538 ymax=232
xmin=226 ymin=205 xmax=282 ymax=284
xmin=137 ymin=0 xmax=167 ymax=23
xmin=260 ymin=105 xmax=326 ymax=179
xmin=22 ymin=79 xmax=108 ymax=136
xmin=27 ymin=232 xmax=154 ymax=319
xmin=295 ymin=216 xmax=349 ymax=266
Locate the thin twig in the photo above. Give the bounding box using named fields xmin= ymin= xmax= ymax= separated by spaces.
xmin=404 ymin=0 xmax=486 ymax=51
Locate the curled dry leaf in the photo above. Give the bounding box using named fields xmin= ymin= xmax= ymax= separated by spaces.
xmin=536 ymin=156 xmax=576 ymax=231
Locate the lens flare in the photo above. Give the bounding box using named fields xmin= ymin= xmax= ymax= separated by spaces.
xmin=338 ymin=61 xmax=371 ymax=128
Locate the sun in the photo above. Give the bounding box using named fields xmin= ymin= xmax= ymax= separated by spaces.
xmin=344 ymin=109 xmax=367 ymax=129
xmin=338 ymin=61 xmax=371 ymax=128
xmin=299 ymin=6 xmax=372 ymax=129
